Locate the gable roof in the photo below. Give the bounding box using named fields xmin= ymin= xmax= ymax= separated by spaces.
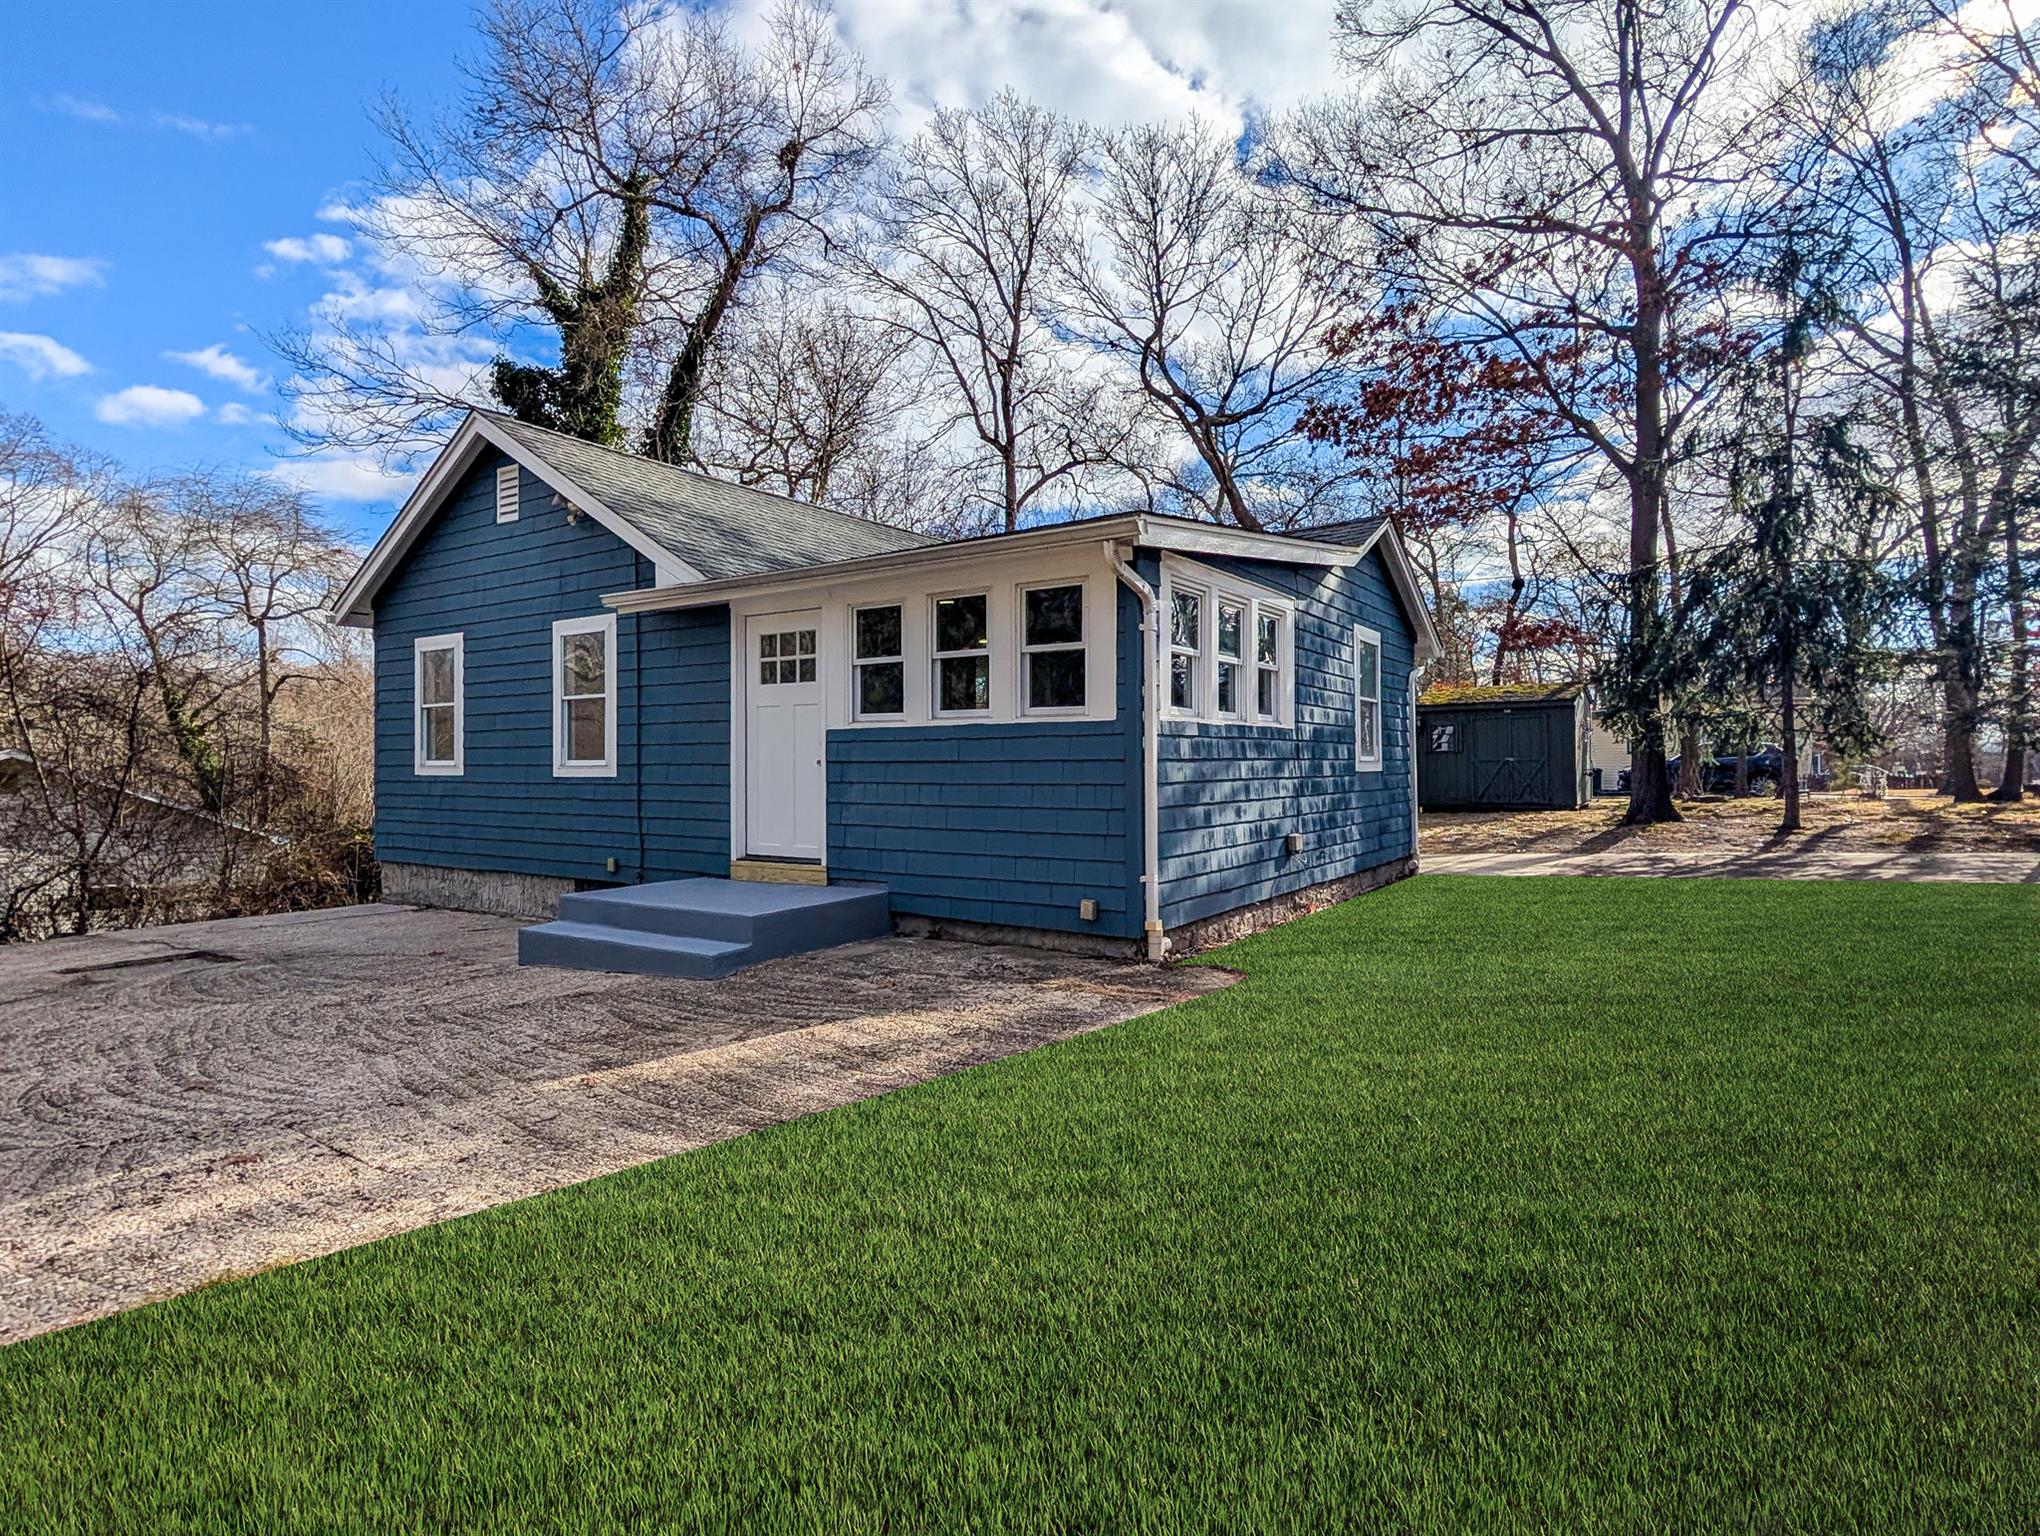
xmin=331 ymin=410 xmax=934 ymax=626
xmin=483 ymin=414 xmax=936 ymax=579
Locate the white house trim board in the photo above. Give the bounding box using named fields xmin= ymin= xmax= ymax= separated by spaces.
xmin=604 ymin=514 xmax=1361 ymax=619
xmin=412 ymin=632 xmax=464 ymax=776
xmin=551 ymin=613 xmax=619 ymax=778
xmin=330 ymin=411 xmax=703 ymax=628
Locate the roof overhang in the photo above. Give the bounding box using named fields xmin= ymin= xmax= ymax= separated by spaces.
xmin=603 ymin=514 xmax=1366 ymax=616
xmin=327 ymin=411 xmax=704 ymax=629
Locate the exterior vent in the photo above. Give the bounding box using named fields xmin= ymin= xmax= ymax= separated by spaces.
xmin=495 ymin=464 xmax=520 ymax=523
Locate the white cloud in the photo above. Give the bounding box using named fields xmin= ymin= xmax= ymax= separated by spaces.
xmin=34 ymin=93 xmax=121 ymax=124
xmin=166 ymin=342 xmax=265 ymax=392
xmin=731 ymin=0 xmax=1346 ymax=138
xmin=0 ymin=253 xmax=108 ymax=302
xmin=263 ymin=234 xmax=352 ymax=266
xmin=34 ymin=94 xmax=250 ymax=139
xmin=94 ymin=385 xmax=208 ymax=428
xmin=151 ymin=112 xmax=252 ymax=141
xmin=214 ymin=401 xmax=261 ymax=426
xmin=267 ymin=453 xmax=420 ymax=503
xmin=0 ymin=332 xmax=93 ymax=380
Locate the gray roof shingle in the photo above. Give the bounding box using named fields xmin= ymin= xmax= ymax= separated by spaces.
xmin=485 ymin=412 xmax=938 ymax=580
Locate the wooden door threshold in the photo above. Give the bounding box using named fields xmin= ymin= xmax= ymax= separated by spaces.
xmin=730 ymin=858 xmax=828 ymax=886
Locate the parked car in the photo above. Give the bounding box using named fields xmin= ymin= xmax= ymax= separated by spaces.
xmin=1667 ymin=745 xmax=1785 ymax=795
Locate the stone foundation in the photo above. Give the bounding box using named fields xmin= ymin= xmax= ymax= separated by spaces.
xmin=891 ymin=911 xmax=1143 ymax=960
xmin=378 ymin=861 xmax=574 ymax=922
xmin=1165 ymin=855 xmax=1419 ymax=956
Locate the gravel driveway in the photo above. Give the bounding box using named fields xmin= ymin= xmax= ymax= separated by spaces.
xmin=0 ymin=904 xmax=1230 ymax=1346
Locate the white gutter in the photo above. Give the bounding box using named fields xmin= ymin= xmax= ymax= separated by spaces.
xmin=1110 ymin=541 xmax=1168 ymax=963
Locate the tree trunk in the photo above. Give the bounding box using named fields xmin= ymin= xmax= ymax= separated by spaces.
xmin=1992 ymin=507 xmax=2029 ymax=802
xmin=255 ymin=621 xmax=274 ymax=828
xmin=1675 ymin=722 xmax=1705 ymax=798
xmin=1621 ymin=229 xmax=1678 ymax=826
xmin=1780 ymin=683 xmax=1801 ymax=834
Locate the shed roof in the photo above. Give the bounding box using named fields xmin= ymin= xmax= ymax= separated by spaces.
xmin=1419 ymin=682 xmax=1586 ymax=707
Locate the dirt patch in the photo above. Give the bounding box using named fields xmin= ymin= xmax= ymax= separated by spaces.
xmin=1423 ymin=790 xmax=2040 ymax=858
xmin=0 ymin=905 xmax=1232 ymax=1346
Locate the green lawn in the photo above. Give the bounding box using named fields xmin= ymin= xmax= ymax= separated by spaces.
xmin=4 ymin=877 xmax=2036 ymax=1532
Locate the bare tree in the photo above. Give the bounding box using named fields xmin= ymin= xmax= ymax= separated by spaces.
xmin=1791 ymin=1 xmax=2040 ymax=800
xmin=278 ymin=0 xmax=886 ymax=466
xmin=692 ymin=288 xmax=933 ymax=515
xmin=183 ymin=476 xmax=357 ymax=825
xmin=858 ymin=91 xmax=1129 ymax=531
xmin=1065 ymin=120 xmax=1356 ymax=531
xmin=1282 ymin=0 xmax=1773 ymax=822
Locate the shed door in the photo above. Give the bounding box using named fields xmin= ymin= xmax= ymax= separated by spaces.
xmin=744 ymin=610 xmax=825 ymax=861
xmin=1472 ymin=710 xmax=1552 ymax=806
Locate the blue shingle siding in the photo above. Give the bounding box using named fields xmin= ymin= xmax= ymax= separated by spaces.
xmin=1155 ymin=549 xmax=1415 ymax=928
xmin=823 ymin=580 xmax=1146 ymax=939
xmin=372 ymin=449 xmax=729 ymax=885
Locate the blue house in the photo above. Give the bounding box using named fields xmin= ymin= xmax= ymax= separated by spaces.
xmin=333 ymin=410 xmax=1440 ymax=973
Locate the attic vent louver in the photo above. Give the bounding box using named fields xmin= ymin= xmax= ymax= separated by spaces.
xmin=495 ymin=464 xmax=520 ymax=523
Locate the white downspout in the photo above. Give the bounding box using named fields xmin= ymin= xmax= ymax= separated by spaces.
xmin=1110 ymin=542 xmax=1168 ymax=962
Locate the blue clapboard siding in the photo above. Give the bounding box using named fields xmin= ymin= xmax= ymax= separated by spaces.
xmin=372 ymin=448 xmax=729 ymax=884
xmin=825 ymin=580 xmax=1144 ymax=939
xmin=1155 ymin=548 xmax=1415 ymax=928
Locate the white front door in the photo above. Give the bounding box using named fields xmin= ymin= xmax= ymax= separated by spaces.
xmin=744 ymin=610 xmax=826 ymax=861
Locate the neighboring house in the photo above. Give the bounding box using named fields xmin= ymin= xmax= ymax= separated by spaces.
xmin=332 ymin=410 xmax=1439 ymax=963
xmin=1416 ymin=683 xmax=1593 ymax=811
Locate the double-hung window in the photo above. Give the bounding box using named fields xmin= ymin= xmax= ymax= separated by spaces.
xmin=853 ymin=603 xmax=905 ymax=719
xmin=1168 ymin=586 xmax=1203 ymax=713
xmin=414 ymin=633 xmax=463 ymax=775
xmin=1216 ymin=600 xmax=1245 ymax=719
xmin=1255 ymin=611 xmax=1283 ymax=722
xmin=1022 ymin=583 xmax=1086 ymax=712
xmin=932 ymin=592 xmax=990 ymax=715
xmin=1353 ymin=623 xmax=1383 ymax=770
xmin=553 ymin=614 xmax=618 ymax=776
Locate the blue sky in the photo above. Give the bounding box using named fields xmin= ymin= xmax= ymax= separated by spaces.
xmin=3 ymin=0 xmax=1344 ymax=548
xmin=3 ymin=1 xmax=476 ymax=540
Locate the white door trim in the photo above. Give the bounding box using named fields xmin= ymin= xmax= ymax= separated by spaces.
xmin=734 ymin=606 xmax=827 ymax=862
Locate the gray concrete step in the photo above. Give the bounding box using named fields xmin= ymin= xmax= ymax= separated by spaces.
xmin=516 ymin=921 xmax=753 ymax=980
xmin=522 ymin=878 xmax=893 ymax=978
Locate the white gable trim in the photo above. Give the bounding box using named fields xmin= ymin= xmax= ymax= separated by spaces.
xmin=328 ymin=412 xmax=703 ymax=628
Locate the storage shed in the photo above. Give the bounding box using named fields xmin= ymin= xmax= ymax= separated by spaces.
xmin=1416 ymin=683 xmax=1591 ymax=810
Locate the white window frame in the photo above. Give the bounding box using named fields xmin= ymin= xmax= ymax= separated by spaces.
xmin=851 ymin=601 xmax=906 ymax=722
xmin=930 ymin=588 xmax=992 ymax=718
xmin=1166 ymin=581 xmax=1205 ymax=717
xmin=1159 ymin=557 xmax=1296 ymax=728
xmin=1018 ymin=580 xmax=1089 ymax=717
xmin=413 ymin=632 xmax=464 ymax=776
xmin=1215 ymin=597 xmax=1247 ymax=720
xmin=495 ymin=463 xmax=520 ymax=523
xmin=552 ymin=613 xmax=618 ymax=778
xmin=1353 ymin=622 xmax=1384 ymax=771
xmin=1255 ymin=608 xmax=1285 ymax=725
